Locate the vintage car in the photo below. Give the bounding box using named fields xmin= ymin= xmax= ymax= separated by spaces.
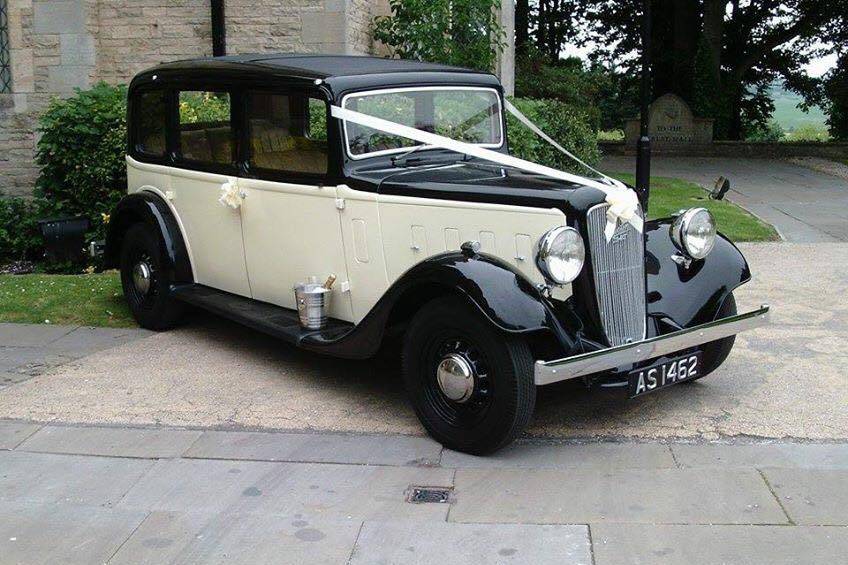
xmin=106 ymin=54 xmax=769 ymax=454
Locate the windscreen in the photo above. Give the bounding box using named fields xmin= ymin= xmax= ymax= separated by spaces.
xmin=342 ymin=87 xmax=503 ymax=158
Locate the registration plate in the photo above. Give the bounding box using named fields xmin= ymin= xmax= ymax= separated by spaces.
xmin=628 ymin=351 xmax=702 ymax=398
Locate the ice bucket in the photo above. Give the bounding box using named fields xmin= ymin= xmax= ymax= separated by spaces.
xmin=294 ymin=282 xmax=331 ymax=330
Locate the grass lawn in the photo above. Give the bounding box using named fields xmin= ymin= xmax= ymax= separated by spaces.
xmin=0 ymin=272 xmax=135 ymax=327
xmin=610 ymin=173 xmax=780 ymax=242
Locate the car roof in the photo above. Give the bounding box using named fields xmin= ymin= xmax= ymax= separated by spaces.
xmin=129 ymin=53 xmax=502 ymax=99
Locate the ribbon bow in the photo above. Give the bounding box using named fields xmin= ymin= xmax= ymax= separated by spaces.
xmin=218 ymin=180 xmax=243 ymax=210
xmin=604 ymin=188 xmax=644 ymax=241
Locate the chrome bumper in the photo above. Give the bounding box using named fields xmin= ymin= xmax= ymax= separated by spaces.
xmin=534 ymin=305 xmax=771 ymax=386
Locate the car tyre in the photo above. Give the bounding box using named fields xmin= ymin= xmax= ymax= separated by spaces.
xmin=402 ymin=295 xmax=535 ymax=454
xmin=120 ymin=223 xmax=185 ymax=330
xmin=685 ymin=293 xmax=737 ymax=383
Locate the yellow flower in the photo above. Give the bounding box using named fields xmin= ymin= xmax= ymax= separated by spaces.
xmin=101 ymin=213 xmax=110 ymax=224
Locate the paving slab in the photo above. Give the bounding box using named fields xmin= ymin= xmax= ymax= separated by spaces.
xmin=591 ymin=523 xmax=848 ymax=565
xmin=118 ymin=458 xmax=453 ymax=521
xmin=349 ymin=520 xmax=592 ymax=565
xmin=184 ymin=430 xmax=441 ymax=466
xmin=0 ymin=421 xmax=41 ymax=449
xmin=0 ymin=502 xmax=147 ymax=565
xmin=762 ymin=469 xmax=848 ymax=525
xmin=18 ymin=425 xmax=203 ymax=459
xmin=671 ymin=442 xmax=848 ymax=469
xmin=0 ymin=323 xmax=76 ymax=347
xmin=45 ymin=325 xmax=151 ymax=356
xmin=0 ymin=451 xmax=154 ymax=507
xmin=451 ymin=468 xmax=786 ymax=524
xmin=442 ymin=442 xmax=675 ymax=470
xmin=108 ymin=510 xmax=362 ymax=565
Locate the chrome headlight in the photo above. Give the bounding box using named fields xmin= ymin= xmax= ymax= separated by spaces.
xmin=536 ymin=226 xmax=585 ymax=285
xmin=671 ymin=208 xmax=716 ymax=260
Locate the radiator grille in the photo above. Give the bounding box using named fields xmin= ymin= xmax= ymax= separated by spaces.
xmin=586 ymin=203 xmax=646 ymax=346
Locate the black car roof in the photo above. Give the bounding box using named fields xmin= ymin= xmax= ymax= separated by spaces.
xmin=129 ymin=53 xmax=502 ymax=99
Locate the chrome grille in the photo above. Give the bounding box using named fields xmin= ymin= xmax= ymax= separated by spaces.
xmin=586 ymin=203 xmax=646 ymax=346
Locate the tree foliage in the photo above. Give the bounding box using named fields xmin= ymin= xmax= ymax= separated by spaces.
xmin=518 ymin=0 xmax=848 ymax=140
xmin=372 ymin=0 xmax=506 ymax=72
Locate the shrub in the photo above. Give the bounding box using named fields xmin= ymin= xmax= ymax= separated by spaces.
xmin=507 ymin=97 xmax=601 ymax=174
xmin=35 ymin=81 xmax=128 ymax=268
xmin=745 ymin=120 xmax=785 ymax=142
xmin=784 ymin=123 xmax=831 ymax=142
xmin=0 ymin=194 xmax=43 ymax=263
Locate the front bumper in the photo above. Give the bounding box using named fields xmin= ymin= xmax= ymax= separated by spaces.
xmin=534 ymin=304 xmax=771 ymax=385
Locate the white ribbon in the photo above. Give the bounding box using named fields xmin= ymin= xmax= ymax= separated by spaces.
xmin=218 ymin=180 xmax=243 ymax=209
xmin=331 ymin=105 xmax=642 ymax=240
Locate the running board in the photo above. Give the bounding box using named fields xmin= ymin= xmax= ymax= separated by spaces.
xmin=171 ymin=284 xmax=354 ymax=347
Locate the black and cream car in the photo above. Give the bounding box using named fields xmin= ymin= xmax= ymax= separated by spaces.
xmin=106 ymin=54 xmax=769 ymax=454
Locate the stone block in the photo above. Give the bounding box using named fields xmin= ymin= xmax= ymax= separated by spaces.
xmin=33 ymin=0 xmax=86 ymax=35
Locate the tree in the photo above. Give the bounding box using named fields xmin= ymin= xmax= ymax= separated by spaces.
xmin=822 ymin=55 xmax=848 ymax=140
xmin=547 ymin=0 xmax=848 ymax=139
xmin=372 ymin=0 xmax=506 ymax=72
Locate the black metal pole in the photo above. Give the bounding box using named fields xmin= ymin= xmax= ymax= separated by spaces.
xmin=635 ymin=0 xmax=651 ymax=211
xmin=211 ymin=0 xmax=226 ymax=57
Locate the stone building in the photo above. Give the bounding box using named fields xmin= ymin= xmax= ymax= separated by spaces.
xmin=0 ymin=0 xmax=515 ymax=196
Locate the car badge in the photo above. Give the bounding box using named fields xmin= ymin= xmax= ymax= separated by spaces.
xmin=609 ymin=225 xmax=629 ymax=244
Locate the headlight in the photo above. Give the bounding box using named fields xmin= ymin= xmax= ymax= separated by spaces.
xmin=536 ymin=226 xmax=585 ymax=285
xmin=671 ymin=208 xmax=716 ymax=260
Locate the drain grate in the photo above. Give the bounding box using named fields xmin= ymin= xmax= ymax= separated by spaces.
xmin=406 ymin=486 xmax=452 ymax=504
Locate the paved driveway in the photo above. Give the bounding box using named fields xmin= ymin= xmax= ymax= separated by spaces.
xmin=602 ymin=156 xmax=848 ymax=242
xmin=0 ymin=242 xmax=845 ymax=442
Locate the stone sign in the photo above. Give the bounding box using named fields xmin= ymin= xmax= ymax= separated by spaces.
xmin=624 ymin=93 xmax=714 ymax=148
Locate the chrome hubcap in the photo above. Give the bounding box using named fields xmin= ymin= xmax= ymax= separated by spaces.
xmin=132 ymin=261 xmax=152 ymax=295
xmin=436 ymin=353 xmax=475 ymax=403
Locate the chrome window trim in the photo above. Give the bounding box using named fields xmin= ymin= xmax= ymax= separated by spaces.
xmin=340 ymin=86 xmax=505 ymax=160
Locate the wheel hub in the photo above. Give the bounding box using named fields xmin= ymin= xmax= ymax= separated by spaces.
xmin=132 ymin=261 xmax=152 ymax=295
xmin=436 ymin=353 xmax=475 ymax=403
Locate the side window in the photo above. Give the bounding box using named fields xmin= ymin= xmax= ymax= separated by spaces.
xmin=246 ymin=92 xmax=328 ymax=176
xmin=134 ymin=90 xmax=167 ymax=157
xmin=178 ymin=90 xmax=232 ymax=165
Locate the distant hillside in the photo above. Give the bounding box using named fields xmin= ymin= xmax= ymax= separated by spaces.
xmin=769 ymin=84 xmax=827 ymax=131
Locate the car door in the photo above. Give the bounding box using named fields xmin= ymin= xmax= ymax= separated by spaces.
xmin=238 ymin=90 xmax=354 ymax=322
xmin=167 ymin=88 xmax=251 ymax=297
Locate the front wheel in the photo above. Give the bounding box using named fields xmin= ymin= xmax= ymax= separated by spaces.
xmin=402 ymin=296 xmax=535 ymax=454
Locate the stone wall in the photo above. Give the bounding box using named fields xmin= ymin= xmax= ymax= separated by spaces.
xmin=0 ymin=0 xmax=394 ymax=197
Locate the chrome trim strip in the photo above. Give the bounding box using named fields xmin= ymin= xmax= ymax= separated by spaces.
xmin=534 ymin=305 xmax=771 ymax=386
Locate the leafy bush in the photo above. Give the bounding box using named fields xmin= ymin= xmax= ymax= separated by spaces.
xmin=515 ymin=49 xmax=639 ymax=132
xmin=507 ymin=97 xmax=601 ymax=174
xmin=372 ymin=0 xmax=505 ymax=72
xmin=34 ymin=82 xmax=128 ymax=269
xmin=784 ymin=123 xmax=831 ymax=142
xmin=0 ymin=194 xmax=43 ymax=263
xmin=745 ymin=120 xmax=785 ymax=142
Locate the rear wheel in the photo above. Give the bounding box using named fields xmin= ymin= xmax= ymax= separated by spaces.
xmin=686 ymin=293 xmax=737 ymax=382
xmin=402 ymin=296 xmax=535 ymax=454
xmin=119 ymin=223 xmax=185 ymax=330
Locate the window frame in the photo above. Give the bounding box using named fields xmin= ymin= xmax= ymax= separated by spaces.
xmin=340 ymin=86 xmax=505 ymax=161
xmin=0 ymin=0 xmax=11 ymax=94
xmin=241 ymin=87 xmax=331 ymax=185
xmin=129 ymin=87 xmax=170 ymax=163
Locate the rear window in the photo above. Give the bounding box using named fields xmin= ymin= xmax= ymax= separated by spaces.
xmin=178 ymin=91 xmax=233 ymax=165
xmin=134 ymin=90 xmax=167 ymax=157
xmin=246 ymin=92 xmax=328 ymax=176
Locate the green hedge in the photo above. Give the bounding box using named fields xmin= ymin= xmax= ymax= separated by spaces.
xmin=507 ymin=97 xmax=601 ymax=174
